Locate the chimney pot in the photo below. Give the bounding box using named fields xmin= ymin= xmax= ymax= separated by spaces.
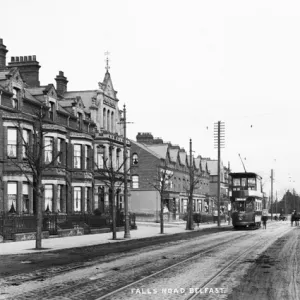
xmin=24 ymin=56 xmax=27 ymax=61
xmin=16 ymin=57 xmax=19 ymax=62
xmin=20 ymin=56 xmax=23 ymax=62
xmin=33 ymin=55 xmax=36 ymax=61
xmin=28 ymin=56 xmax=32 ymax=61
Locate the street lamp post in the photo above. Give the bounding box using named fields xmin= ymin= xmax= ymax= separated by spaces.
xmin=123 ymin=104 xmax=131 ymax=238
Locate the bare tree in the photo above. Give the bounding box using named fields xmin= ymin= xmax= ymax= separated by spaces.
xmin=9 ymin=106 xmax=60 ymax=249
xmin=94 ymin=142 xmax=129 ymax=240
xmin=184 ymin=165 xmax=201 ymax=230
xmin=148 ymin=159 xmax=173 ymax=234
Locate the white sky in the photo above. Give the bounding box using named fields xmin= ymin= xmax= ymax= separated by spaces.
xmin=2 ymin=0 xmax=300 ymax=199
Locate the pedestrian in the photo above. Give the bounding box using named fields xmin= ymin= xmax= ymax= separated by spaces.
xmin=262 ymin=215 xmax=268 ymax=229
xmin=291 ymin=211 xmax=295 ymax=227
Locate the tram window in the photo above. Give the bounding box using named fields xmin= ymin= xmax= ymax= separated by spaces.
xmin=241 ymin=178 xmax=247 ymax=187
xmin=234 ymin=201 xmax=245 ymax=212
xmin=245 ymin=199 xmax=254 ymax=212
xmin=233 ymin=178 xmax=240 ymax=186
xmin=248 ymin=178 xmax=256 ymax=189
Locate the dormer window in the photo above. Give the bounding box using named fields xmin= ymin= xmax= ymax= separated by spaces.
xmin=49 ymin=102 xmax=55 ymax=121
xmin=77 ymin=112 xmax=82 ymax=130
xmin=12 ymin=88 xmax=19 ymax=109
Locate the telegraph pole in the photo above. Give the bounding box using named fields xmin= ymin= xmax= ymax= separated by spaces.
xmin=227 ymin=161 xmax=231 ymax=225
xmin=187 ymin=138 xmax=194 ymax=230
xmin=271 ymin=169 xmax=273 ymax=221
xmin=123 ymin=104 xmax=131 ymax=238
xmin=214 ymin=121 xmax=225 ymax=227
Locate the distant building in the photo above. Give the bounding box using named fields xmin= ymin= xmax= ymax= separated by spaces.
xmin=129 ymin=133 xmax=210 ymax=221
xmin=201 ymin=158 xmax=230 ymax=212
xmin=0 ymin=38 xmax=129 ymax=215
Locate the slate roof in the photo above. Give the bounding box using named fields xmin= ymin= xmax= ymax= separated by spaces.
xmin=130 ymin=140 xmax=162 ymax=159
xmin=26 ymin=86 xmax=47 ymax=96
xmin=24 ymin=89 xmax=41 ymax=103
xmin=146 ymin=144 xmax=169 ymax=159
xmin=63 ymin=90 xmax=96 ymax=109
xmin=59 ymin=99 xmax=75 ymax=108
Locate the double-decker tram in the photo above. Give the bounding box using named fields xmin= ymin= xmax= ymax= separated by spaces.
xmin=229 ymin=172 xmax=263 ymax=229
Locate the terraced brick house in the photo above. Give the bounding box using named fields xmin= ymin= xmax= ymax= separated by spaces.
xmin=201 ymin=158 xmax=230 ymax=213
xmin=0 ymin=38 xmax=130 ymax=215
xmin=130 ymin=133 xmax=210 ymax=221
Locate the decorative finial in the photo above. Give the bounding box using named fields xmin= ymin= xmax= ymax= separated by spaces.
xmin=104 ymin=51 xmax=110 ymax=72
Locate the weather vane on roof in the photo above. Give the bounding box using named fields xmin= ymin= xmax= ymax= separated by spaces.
xmin=104 ymin=51 xmax=110 ymax=72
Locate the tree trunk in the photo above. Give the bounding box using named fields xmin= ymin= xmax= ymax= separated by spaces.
xmin=35 ymin=184 xmax=43 ymax=249
xmin=160 ymin=196 xmax=164 ymax=234
xmin=112 ymin=188 xmax=117 ymax=240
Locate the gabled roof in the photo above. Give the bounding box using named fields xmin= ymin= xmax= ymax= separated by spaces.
xmin=0 ymin=68 xmax=23 ymax=88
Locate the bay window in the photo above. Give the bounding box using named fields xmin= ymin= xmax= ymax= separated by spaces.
xmin=74 ymin=144 xmax=81 ymax=169
xmin=8 ymin=182 xmax=17 ymax=213
xmin=22 ymin=129 xmax=29 ymax=159
xmin=7 ymin=128 xmax=17 ymax=158
xmin=22 ymin=182 xmax=29 ymax=213
xmin=44 ymin=137 xmax=53 ymax=163
xmin=74 ymin=187 xmax=81 ymax=212
xmin=44 ymin=184 xmax=53 ymax=212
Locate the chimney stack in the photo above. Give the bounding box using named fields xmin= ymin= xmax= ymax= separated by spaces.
xmin=8 ymin=55 xmax=41 ymax=87
xmin=136 ymin=132 xmax=154 ymax=144
xmin=0 ymin=39 xmax=8 ymax=70
xmin=55 ymin=71 xmax=68 ymax=96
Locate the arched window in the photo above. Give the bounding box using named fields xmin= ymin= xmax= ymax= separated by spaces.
xmin=132 ymin=153 xmax=139 ymax=165
xmin=116 ymin=148 xmax=121 ymax=169
xmin=103 ymin=108 xmax=106 ymax=129
xmin=111 ymin=111 xmax=114 ymax=132
xmin=132 ymin=175 xmax=139 ymax=188
xmin=107 ymin=110 xmax=110 ymax=131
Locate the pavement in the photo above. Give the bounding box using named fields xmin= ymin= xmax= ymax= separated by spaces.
xmin=0 ymin=221 xmax=231 ymax=255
